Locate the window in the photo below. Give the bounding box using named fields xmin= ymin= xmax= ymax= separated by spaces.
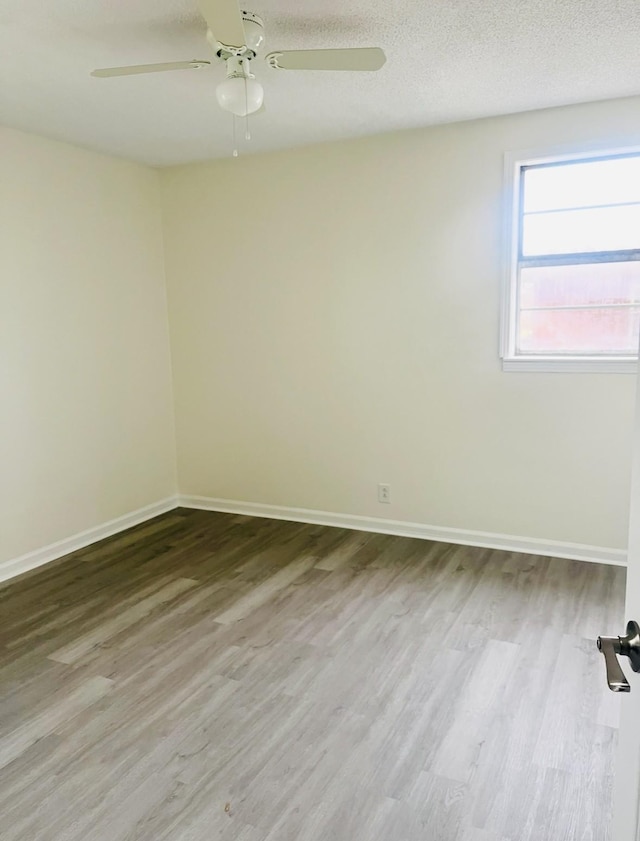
xmin=501 ymin=148 xmax=640 ymax=372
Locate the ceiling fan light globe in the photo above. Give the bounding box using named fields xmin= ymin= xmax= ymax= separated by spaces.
xmin=216 ymin=76 xmax=264 ymax=117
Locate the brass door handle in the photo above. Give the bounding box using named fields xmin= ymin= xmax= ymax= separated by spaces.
xmin=597 ymin=620 xmax=640 ymax=693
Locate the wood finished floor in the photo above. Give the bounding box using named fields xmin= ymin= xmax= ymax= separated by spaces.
xmin=0 ymin=509 xmax=626 ymax=841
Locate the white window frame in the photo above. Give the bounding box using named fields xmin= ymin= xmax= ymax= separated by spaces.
xmin=501 ymin=143 xmax=640 ymax=373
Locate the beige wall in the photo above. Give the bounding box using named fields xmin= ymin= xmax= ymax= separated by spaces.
xmin=1 ymin=127 xmax=176 ymax=564
xmin=3 ymin=97 xmax=638 ymax=567
xmin=161 ymin=96 xmax=640 ymax=551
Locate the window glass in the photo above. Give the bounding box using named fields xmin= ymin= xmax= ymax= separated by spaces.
xmin=518 ymin=307 xmax=640 ymax=354
xmin=521 ymin=204 xmax=640 ymax=256
xmin=517 ymin=262 xmax=640 ymax=354
xmin=519 ymin=262 xmax=640 ymax=309
xmin=504 ymin=150 xmax=640 ymax=365
xmin=523 ymin=156 xmax=640 ymax=212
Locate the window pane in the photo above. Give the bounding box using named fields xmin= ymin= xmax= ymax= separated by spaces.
xmin=522 ymin=203 xmax=640 ymax=255
xmin=523 ymin=155 xmax=640 ymax=212
xmin=517 ymin=307 xmax=640 ymax=354
xmin=520 ymin=262 xmax=640 ymax=310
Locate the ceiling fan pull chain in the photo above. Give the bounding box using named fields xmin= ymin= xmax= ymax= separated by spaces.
xmin=232 ymin=114 xmax=239 ymax=158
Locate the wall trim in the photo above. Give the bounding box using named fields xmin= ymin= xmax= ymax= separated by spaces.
xmin=0 ymin=497 xmax=179 ymax=584
xmin=1 ymin=493 xmax=625 ymax=586
xmin=179 ymin=494 xmax=627 ymax=567
xmin=502 ymin=357 xmax=638 ymax=374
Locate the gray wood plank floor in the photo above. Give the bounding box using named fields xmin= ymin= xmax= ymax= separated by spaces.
xmin=0 ymin=509 xmax=625 ymax=840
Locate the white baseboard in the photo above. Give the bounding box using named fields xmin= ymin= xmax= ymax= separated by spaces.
xmin=179 ymin=494 xmax=627 ymax=567
xmin=1 ymin=493 xmax=625 ymax=586
xmin=0 ymin=497 xmax=179 ymax=584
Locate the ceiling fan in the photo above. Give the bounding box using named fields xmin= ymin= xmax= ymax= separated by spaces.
xmin=91 ymin=0 xmax=387 ymax=120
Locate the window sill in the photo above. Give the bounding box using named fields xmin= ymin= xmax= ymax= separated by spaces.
xmin=502 ymin=356 xmax=638 ymax=373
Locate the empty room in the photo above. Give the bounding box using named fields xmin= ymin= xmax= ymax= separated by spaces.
xmin=3 ymin=1 xmax=640 ymax=839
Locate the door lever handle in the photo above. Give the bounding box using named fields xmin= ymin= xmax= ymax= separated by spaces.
xmin=597 ymin=636 xmax=631 ymax=692
xmin=597 ymin=620 xmax=640 ymax=693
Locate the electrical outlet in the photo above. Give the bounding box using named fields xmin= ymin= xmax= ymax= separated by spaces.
xmin=378 ymin=483 xmax=391 ymax=504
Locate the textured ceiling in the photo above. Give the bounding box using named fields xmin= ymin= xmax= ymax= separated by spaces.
xmin=1 ymin=0 xmax=640 ymax=165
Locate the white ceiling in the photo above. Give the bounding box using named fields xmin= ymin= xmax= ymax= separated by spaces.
xmin=1 ymin=0 xmax=640 ymax=166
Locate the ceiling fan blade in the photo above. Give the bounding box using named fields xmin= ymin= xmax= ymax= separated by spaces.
xmin=91 ymin=60 xmax=211 ymax=77
xmin=197 ymin=0 xmax=246 ymax=49
xmin=266 ymin=47 xmax=386 ymax=72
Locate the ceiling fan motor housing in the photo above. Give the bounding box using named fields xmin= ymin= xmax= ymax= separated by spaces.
xmin=207 ymin=11 xmax=265 ymax=59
